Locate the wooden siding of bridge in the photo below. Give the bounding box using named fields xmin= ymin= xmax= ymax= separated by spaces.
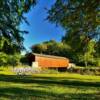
xmin=35 ymin=54 xmax=69 ymax=68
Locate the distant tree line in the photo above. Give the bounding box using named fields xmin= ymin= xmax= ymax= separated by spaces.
xmin=31 ymin=39 xmax=100 ymax=67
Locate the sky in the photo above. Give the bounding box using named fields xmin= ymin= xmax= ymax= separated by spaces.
xmin=20 ymin=0 xmax=65 ymax=52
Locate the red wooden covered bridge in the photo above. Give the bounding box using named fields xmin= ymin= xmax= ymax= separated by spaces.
xmin=27 ymin=53 xmax=69 ymax=70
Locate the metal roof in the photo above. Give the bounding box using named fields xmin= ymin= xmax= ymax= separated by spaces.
xmin=32 ymin=53 xmax=68 ymax=60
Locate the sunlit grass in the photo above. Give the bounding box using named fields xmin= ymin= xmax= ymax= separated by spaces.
xmin=0 ymin=66 xmax=15 ymax=75
xmin=0 ymin=66 xmax=100 ymax=100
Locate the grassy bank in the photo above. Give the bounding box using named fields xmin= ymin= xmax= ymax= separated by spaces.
xmin=0 ymin=67 xmax=100 ymax=100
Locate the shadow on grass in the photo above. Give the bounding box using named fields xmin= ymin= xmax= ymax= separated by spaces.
xmin=0 ymin=74 xmax=100 ymax=88
xmin=0 ymin=87 xmax=56 ymax=99
xmin=0 ymin=74 xmax=100 ymax=100
xmin=0 ymin=87 xmax=100 ymax=100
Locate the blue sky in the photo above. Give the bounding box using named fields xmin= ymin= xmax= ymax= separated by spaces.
xmin=20 ymin=0 xmax=65 ymax=52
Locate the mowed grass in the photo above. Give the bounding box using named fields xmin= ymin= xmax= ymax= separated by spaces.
xmin=0 ymin=67 xmax=100 ymax=100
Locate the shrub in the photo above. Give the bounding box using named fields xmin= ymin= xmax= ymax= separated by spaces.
xmin=95 ymin=58 xmax=100 ymax=67
xmin=0 ymin=52 xmax=8 ymax=66
xmin=7 ymin=54 xmax=21 ymax=66
xmin=0 ymin=52 xmax=21 ymax=66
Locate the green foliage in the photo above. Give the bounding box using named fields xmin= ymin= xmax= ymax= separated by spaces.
xmin=31 ymin=39 xmax=99 ymax=66
xmin=47 ymin=0 xmax=100 ymax=66
xmin=31 ymin=40 xmax=72 ymax=58
xmin=31 ymin=43 xmax=47 ymax=54
xmin=83 ymin=40 xmax=96 ymax=67
xmin=0 ymin=0 xmax=36 ymax=54
xmin=47 ymin=0 xmax=100 ymax=40
xmin=0 ymin=0 xmax=36 ymax=66
xmin=95 ymin=40 xmax=100 ymax=57
xmin=7 ymin=54 xmax=21 ymax=66
xmin=0 ymin=52 xmax=8 ymax=66
xmin=94 ymin=58 xmax=100 ymax=67
xmin=0 ymin=38 xmax=21 ymax=54
xmin=0 ymin=52 xmax=21 ymax=66
xmin=20 ymin=55 xmax=29 ymax=65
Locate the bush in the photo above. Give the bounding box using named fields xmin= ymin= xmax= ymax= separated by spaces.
xmin=7 ymin=54 xmax=21 ymax=66
xmin=95 ymin=58 xmax=100 ymax=67
xmin=20 ymin=56 xmax=29 ymax=65
xmin=0 ymin=52 xmax=8 ymax=66
xmin=0 ymin=52 xmax=21 ymax=66
xmin=70 ymin=66 xmax=100 ymax=75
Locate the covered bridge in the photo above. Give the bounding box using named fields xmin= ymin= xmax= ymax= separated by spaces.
xmin=27 ymin=53 xmax=69 ymax=69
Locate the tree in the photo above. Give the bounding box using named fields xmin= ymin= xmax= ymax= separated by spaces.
xmin=31 ymin=40 xmax=72 ymax=59
xmin=47 ymin=0 xmax=100 ymax=41
xmin=83 ymin=40 xmax=96 ymax=67
xmin=0 ymin=0 xmax=36 ymax=66
xmin=0 ymin=38 xmax=21 ymax=54
xmin=0 ymin=52 xmax=8 ymax=66
xmin=0 ymin=52 xmax=21 ymax=66
xmin=0 ymin=0 xmax=36 ymax=53
xmin=31 ymin=43 xmax=47 ymax=54
xmin=47 ymin=0 xmax=100 ymax=66
xmin=95 ymin=40 xmax=100 ymax=57
xmin=45 ymin=40 xmax=59 ymax=55
xmin=7 ymin=54 xmax=21 ymax=66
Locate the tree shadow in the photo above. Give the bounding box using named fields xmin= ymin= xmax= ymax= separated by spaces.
xmin=0 ymin=87 xmax=100 ymax=100
xmin=0 ymin=87 xmax=58 ymax=100
xmin=0 ymin=74 xmax=100 ymax=88
xmin=0 ymin=74 xmax=100 ymax=99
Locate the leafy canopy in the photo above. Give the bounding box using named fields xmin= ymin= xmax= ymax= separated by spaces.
xmin=0 ymin=0 xmax=36 ymax=54
xmin=47 ymin=0 xmax=100 ymax=40
xmin=47 ymin=0 xmax=100 ymax=66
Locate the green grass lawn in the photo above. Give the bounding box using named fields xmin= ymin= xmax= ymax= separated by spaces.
xmin=0 ymin=67 xmax=100 ymax=100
